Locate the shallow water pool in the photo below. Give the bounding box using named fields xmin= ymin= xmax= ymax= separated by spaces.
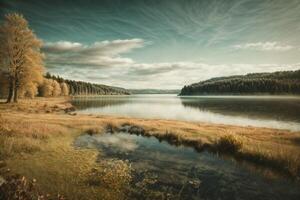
xmin=74 ymin=132 xmax=300 ymax=200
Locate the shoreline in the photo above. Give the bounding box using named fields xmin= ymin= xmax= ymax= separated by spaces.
xmin=1 ymin=97 xmax=300 ymax=198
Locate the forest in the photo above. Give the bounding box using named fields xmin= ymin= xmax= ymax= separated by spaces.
xmin=45 ymin=73 xmax=130 ymax=96
xmin=0 ymin=13 xmax=129 ymax=102
xmin=180 ymin=70 xmax=300 ymax=95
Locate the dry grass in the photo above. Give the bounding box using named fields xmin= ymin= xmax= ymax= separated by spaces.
xmin=88 ymin=159 xmax=132 ymax=190
xmin=214 ymin=135 xmax=243 ymax=153
xmin=0 ymin=97 xmax=300 ymax=199
xmin=116 ymin=123 xmax=300 ymax=177
xmin=0 ymin=175 xmax=65 ymax=200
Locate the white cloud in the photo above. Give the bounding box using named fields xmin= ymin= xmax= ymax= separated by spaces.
xmin=233 ymin=42 xmax=294 ymax=51
xmin=43 ymin=39 xmax=144 ymax=67
xmin=49 ymin=61 xmax=300 ymax=89
xmin=43 ymin=41 xmax=83 ymax=52
xmin=43 ymin=39 xmax=300 ymax=89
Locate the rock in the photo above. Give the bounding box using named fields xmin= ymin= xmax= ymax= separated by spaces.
xmin=188 ymin=179 xmax=201 ymax=188
xmin=64 ymin=106 xmax=76 ymax=113
xmin=0 ymin=176 xmax=6 ymax=186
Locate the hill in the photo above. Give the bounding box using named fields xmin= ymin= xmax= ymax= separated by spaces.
xmin=180 ymin=70 xmax=300 ymax=95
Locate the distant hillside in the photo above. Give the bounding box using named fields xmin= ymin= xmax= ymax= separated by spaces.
xmin=46 ymin=73 xmax=130 ymax=95
xmin=180 ymin=70 xmax=300 ymax=95
xmin=129 ymin=89 xmax=180 ymax=94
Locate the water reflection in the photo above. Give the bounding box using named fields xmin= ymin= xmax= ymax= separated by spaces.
xmin=71 ymin=96 xmax=129 ymax=110
xmin=180 ymin=96 xmax=300 ymax=123
xmin=71 ymin=95 xmax=300 ymax=131
xmin=75 ymin=132 xmax=300 ymax=200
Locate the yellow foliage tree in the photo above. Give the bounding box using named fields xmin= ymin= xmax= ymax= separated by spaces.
xmin=52 ymin=80 xmax=61 ymax=97
xmin=39 ymin=78 xmax=53 ymax=97
xmin=0 ymin=13 xmax=44 ymax=102
xmin=39 ymin=78 xmax=63 ymax=97
xmin=60 ymin=82 xmax=69 ymax=96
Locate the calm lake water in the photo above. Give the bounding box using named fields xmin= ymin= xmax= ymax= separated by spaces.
xmin=75 ymin=132 xmax=300 ymax=200
xmin=72 ymin=94 xmax=300 ymax=131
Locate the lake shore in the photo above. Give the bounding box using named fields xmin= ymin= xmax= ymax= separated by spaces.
xmin=1 ymin=97 xmax=300 ymax=199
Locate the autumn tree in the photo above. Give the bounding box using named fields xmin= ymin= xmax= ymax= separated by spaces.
xmin=0 ymin=13 xmax=44 ymax=102
xmin=20 ymin=82 xmax=38 ymax=98
xmin=52 ymin=80 xmax=61 ymax=96
xmin=60 ymin=82 xmax=69 ymax=96
xmin=39 ymin=78 xmax=53 ymax=97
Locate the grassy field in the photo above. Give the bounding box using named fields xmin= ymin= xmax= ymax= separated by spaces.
xmin=0 ymin=97 xmax=300 ymax=199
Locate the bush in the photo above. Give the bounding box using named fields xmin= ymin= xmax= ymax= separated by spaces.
xmin=214 ymin=135 xmax=243 ymax=154
xmin=85 ymin=128 xmax=101 ymax=135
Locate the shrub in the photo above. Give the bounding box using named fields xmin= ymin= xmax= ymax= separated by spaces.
xmin=88 ymin=159 xmax=132 ymax=192
xmin=85 ymin=128 xmax=101 ymax=135
xmin=214 ymin=135 xmax=243 ymax=154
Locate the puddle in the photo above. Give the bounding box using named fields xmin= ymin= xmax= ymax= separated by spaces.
xmin=74 ymin=132 xmax=300 ymax=200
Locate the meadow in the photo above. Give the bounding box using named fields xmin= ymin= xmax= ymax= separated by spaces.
xmin=0 ymin=97 xmax=300 ymax=199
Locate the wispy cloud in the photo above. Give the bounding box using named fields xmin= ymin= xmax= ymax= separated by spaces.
xmin=233 ymin=42 xmax=294 ymax=51
xmin=42 ymin=39 xmax=145 ymax=67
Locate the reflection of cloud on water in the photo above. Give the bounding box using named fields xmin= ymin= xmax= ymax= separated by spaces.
xmin=95 ymin=134 xmax=138 ymax=151
xmin=75 ymin=133 xmax=138 ymax=151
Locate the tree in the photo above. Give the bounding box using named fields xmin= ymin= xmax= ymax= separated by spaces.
xmin=60 ymin=82 xmax=69 ymax=96
xmin=52 ymin=80 xmax=61 ymax=96
xmin=20 ymin=82 xmax=38 ymax=98
xmin=39 ymin=78 xmax=53 ymax=97
xmin=0 ymin=13 xmax=44 ymax=102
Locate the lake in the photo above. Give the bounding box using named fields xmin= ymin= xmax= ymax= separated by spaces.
xmin=71 ymin=94 xmax=300 ymax=131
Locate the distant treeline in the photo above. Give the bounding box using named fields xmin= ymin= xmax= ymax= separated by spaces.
xmin=180 ymin=70 xmax=300 ymax=95
xmin=129 ymin=89 xmax=180 ymax=94
xmin=45 ymin=73 xmax=130 ymax=96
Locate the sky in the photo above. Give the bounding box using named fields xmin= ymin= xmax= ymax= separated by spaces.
xmin=1 ymin=0 xmax=300 ymax=89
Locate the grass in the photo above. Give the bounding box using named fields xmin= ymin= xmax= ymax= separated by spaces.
xmin=214 ymin=135 xmax=243 ymax=154
xmin=120 ymin=123 xmax=300 ymax=178
xmin=85 ymin=127 xmax=102 ymax=135
xmin=0 ymin=97 xmax=300 ymax=199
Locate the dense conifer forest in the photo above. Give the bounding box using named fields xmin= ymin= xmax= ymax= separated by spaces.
xmin=45 ymin=73 xmax=130 ymax=96
xmin=180 ymin=70 xmax=300 ymax=95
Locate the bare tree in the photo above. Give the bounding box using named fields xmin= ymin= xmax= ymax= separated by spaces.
xmin=0 ymin=13 xmax=44 ymax=103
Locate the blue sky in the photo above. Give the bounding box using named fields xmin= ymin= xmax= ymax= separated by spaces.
xmin=1 ymin=0 xmax=300 ymax=89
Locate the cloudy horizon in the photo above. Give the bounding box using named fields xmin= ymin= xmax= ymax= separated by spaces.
xmin=1 ymin=0 xmax=300 ymax=89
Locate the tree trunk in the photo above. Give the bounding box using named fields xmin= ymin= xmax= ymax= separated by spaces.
xmin=14 ymin=86 xmax=19 ymax=103
xmin=6 ymin=79 xmax=14 ymax=103
xmin=14 ymin=76 xmax=19 ymax=103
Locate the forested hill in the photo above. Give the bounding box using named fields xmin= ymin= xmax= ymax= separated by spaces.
xmin=46 ymin=73 xmax=130 ymax=95
xmin=180 ymin=70 xmax=300 ymax=95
